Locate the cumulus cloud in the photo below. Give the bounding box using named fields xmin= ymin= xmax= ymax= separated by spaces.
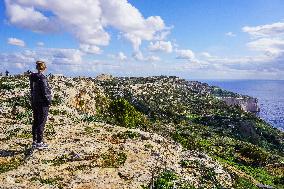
xmin=132 ymin=51 xmax=160 ymax=62
xmin=117 ymin=52 xmax=127 ymax=61
xmin=176 ymin=49 xmax=195 ymax=60
xmin=7 ymin=37 xmax=25 ymax=47
xmin=242 ymin=21 xmax=284 ymax=62
xmin=148 ymin=41 xmax=173 ymax=53
xmin=37 ymin=42 xmax=44 ymax=46
xmin=147 ymin=55 xmax=161 ymax=62
xmin=50 ymin=49 xmax=83 ymax=65
xmin=200 ymin=52 xmax=213 ymax=58
xmin=4 ymin=0 xmax=169 ymax=53
xmin=225 ymin=32 xmax=236 ymax=37
xmin=79 ymin=44 xmax=101 ymax=54
xmin=0 ymin=48 xmax=83 ymax=67
xmin=243 ymin=22 xmax=284 ymax=37
xmin=247 ymin=38 xmax=284 ymax=57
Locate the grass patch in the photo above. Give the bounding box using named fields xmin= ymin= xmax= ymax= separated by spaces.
xmin=99 ymin=148 xmax=127 ymax=168
xmin=81 ymin=114 xmax=106 ymax=123
xmin=0 ymin=157 xmax=23 ymax=173
xmin=179 ymin=160 xmax=200 ymax=168
xmin=84 ymin=126 xmax=100 ymax=135
xmin=30 ymin=176 xmax=64 ymax=188
xmin=112 ymin=130 xmax=140 ymax=140
xmin=2 ymin=128 xmax=32 ymax=140
xmin=51 ymin=94 xmax=63 ymax=106
xmin=49 ymin=109 xmax=67 ymax=115
xmin=45 ymin=124 xmax=56 ymax=138
xmin=143 ymin=169 xmax=179 ymax=189
xmin=42 ymin=154 xmax=70 ymax=166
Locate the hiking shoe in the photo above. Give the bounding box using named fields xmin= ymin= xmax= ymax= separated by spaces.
xmin=35 ymin=142 xmax=49 ymax=149
xmin=32 ymin=141 xmax=37 ymax=148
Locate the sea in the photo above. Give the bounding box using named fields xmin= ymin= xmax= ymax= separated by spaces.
xmin=198 ymin=80 xmax=284 ymax=132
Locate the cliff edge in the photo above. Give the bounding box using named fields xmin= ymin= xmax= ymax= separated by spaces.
xmin=0 ymin=74 xmax=283 ymax=189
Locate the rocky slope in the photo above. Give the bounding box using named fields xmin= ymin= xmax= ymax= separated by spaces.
xmin=0 ymin=74 xmax=283 ymax=189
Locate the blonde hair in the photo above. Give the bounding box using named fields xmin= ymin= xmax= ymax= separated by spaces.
xmin=36 ymin=61 xmax=47 ymax=71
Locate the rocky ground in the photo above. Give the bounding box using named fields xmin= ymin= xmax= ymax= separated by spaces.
xmin=0 ymin=74 xmax=283 ymax=189
xmin=0 ymin=74 xmax=232 ymax=189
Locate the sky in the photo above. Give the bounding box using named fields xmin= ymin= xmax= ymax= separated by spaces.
xmin=0 ymin=0 xmax=284 ymax=80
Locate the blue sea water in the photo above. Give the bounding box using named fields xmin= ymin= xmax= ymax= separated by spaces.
xmin=199 ymin=80 xmax=284 ymax=131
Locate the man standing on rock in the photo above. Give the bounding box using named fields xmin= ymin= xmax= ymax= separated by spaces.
xmin=29 ymin=61 xmax=52 ymax=149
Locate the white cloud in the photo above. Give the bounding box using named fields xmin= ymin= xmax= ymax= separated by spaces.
xmin=132 ymin=51 xmax=144 ymax=61
xmin=5 ymin=0 xmax=169 ymax=53
xmin=247 ymin=38 xmax=284 ymax=56
xmin=117 ymin=52 xmax=127 ymax=61
xmin=0 ymin=48 xmax=83 ymax=67
xmin=241 ymin=21 xmax=284 ymax=62
xmin=176 ymin=49 xmax=195 ymax=60
xmin=225 ymin=32 xmax=236 ymax=37
xmin=148 ymin=41 xmax=173 ymax=53
xmin=51 ymin=49 xmax=83 ymax=65
xmin=79 ymin=44 xmax=101 ymax=54
xmin=200 ymin=52 xmax=213 ymax=58
xmin=7 ymin=37 xmax=25 ymax=47
xmin=37 ymin=42 xmax=44 ymax=46
xmin=5 ymin=1 xmax=59 ymax=32
xmin=243 ymin=22 xmax=284 ymax=37
xmin=132 ymin=51 xmax=160 ymax=62
xmin=147 ymin=55 xmax=160 ymax=62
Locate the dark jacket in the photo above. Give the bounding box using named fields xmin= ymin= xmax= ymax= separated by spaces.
xmin=29 ymin=72 xmax=52 ymax=106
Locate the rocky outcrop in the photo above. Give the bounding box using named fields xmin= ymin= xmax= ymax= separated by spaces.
xmin=1 ymin=74 xmax=282 ymax=189
xmin=218 ymin=96 xmax=260 ymax=113
xmin=0 ymin=74 xmax=233 ymax=189
xmin=95 ymin=74 xmax=113 ymax=81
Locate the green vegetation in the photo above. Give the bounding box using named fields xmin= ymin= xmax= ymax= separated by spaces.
xmin=30 ymin=176 xmax=64 ymax=188
xmin=108 ymin=98 xmax=149 ymax=129
xmin=84 ymin=126 xmax=100 ymax=135
xmin=45 ymin=124 xmax=56 ymax=138
xmin=232 ymin=177 xmax=258 ymax=189
xmin=42 ymin=154 xmax=71 ymax=166
xmin=112 ymin=130 xmax=140 ymax=140
xmin=42 ymin=149 xmax=127 ymax=169
xmin=7 ymin=95 xmax=32 ymax=109
xmin=100 ymin=148 xmax=127 ymax=168
xmin=1 ymin=127 xmax=32 ymax=140
xmin=143 ymin=170 xmax=179 ymax=189
xmin=98 ymin=76 xmax=283 ymax=188
xmin=0 ymin=77 xmax=28 ymax=90
xmin=179 ymin=160 xmax=200 ymax=168
xmin=15 ymin=109 xmax=33 ymax=125
xmin=0 ymin=157 xmax=23 ymax=173
xmin=51 ymin=94 xmax=63 ymax=106
xmin=1 ymin=75 xmax=283 ymax=188
xmin=211 ymin=86 xmax=243 ymax=98
xmin=81 ymin=114 xmax=106 ymax=123
xmin=49 ymin=109 xmax=67 ymax=115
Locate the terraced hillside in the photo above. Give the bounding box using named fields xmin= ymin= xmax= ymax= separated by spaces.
xmin=0 ymin=74 xmax=283 ymax=189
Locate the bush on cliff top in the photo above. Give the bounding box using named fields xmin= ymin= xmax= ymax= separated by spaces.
xmin=108 ymin=98 xmax=149 ymax=129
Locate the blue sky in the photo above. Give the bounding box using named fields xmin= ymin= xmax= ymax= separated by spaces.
xmin=1 ymin=0 xmax=284 ymax=79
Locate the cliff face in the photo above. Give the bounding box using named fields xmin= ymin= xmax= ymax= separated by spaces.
xmin=171 ymin=80 xmax=260 ymax=113
xmin=0 ymin=74 xmax=283 ymax=189
xmin=217 ymin=96 xmax=260 ymax=113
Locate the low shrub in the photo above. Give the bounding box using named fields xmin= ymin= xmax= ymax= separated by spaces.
xmin=108 ymin=98 xmax=149 ymax=129
xmin=112 ymin=130 xmax=140 ymax=140
xmin=100 ymin=148 xmax=127 ymax=168
xmin=152 ymin=170 xmax=179 ymax=189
